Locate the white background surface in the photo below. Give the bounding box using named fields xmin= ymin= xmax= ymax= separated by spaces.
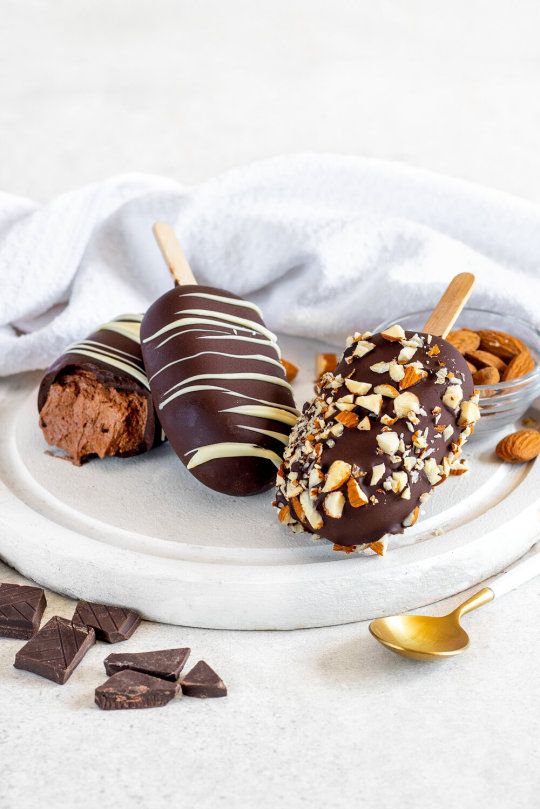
xmin=1 ymin=2 xmax=539 ymax=808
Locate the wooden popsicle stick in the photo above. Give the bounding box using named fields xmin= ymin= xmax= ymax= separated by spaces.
xmin=152 ymin=222 xmax=197 ymax=286
xmin=422 ymin=273 xmax=475 ymax=337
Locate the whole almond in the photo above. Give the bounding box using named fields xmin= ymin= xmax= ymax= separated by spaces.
xmin=466 ymin=349 xmax=506 ymax=373
xmin=472 ymin=366 xmax=500 ymax=386
xmin=501 ymin=350 xmax=536 ymax=381
xmin=496 ymin=429 xmax=540 ymax=463
xmin=316 ymin=353 xmax=338 ymax=380
xmin=478 ymin=329 xmax=527 ymax=360
xmin=447 ymin=329 xmax=480 ymax=354
xmin=280 ymin=358 xmax=299 ymax=383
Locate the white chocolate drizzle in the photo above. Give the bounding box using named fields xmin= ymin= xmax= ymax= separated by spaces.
xmin=143 ymin=291 xmax=298 ymax=471
xmin=186 ymin=442 xmax=283 ymax=470
xmin=64 ymin=315 xmax=150 ymax=389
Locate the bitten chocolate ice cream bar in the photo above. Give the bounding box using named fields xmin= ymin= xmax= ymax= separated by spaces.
xmin=141 ymin=285 xmax=299 ymax=496
xmin=38 ymin=315 xmax=164 ymax=465
xmin=275 ymin=325 xmax=481 ymax=552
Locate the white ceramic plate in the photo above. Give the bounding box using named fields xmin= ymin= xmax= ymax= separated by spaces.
xmin=0 ymin=334 xmax=538 ymax=629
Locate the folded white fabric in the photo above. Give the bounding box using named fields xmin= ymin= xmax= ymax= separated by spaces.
xmin=1 ymin=153 xmax=540 ymax=376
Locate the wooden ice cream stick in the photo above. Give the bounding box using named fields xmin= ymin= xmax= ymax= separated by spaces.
xmin=152 ymin=222 xmax=197 ymax=286
xmin=422 ymin=272 xmax=475 ymax=338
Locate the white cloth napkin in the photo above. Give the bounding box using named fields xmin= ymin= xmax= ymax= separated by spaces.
xmin=1 ymin=153 xmax=540 ymax=376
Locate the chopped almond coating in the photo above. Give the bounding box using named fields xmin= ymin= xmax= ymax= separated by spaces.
xmin=347 ymin=477 xmax=369 ymax=508
xmin=376 ymin=431 xmax=400 ymax=455
xmin=381 ymin=324 xmax=406 ymax=342
xmin=374 ymin=384 xmax=399 ymax=398
xmin=400 ymin=365 xmax=428 ymax=390
xmin=324 ymin=491 xmax=346 ymax=518
xmin=356 ymin=394 xmax=383 ymax=415
xmin=299 ymin=491 xmax=323 ymax=530
xmin=336 ymin=411 xmax=359 ymax=428
xmin=322 ymin=460 xmax=352 ymax=492
xmin=274 ymin=326 xmax=477 ymax=553
xmin=344 ymin=379 xmax=372 ymax=395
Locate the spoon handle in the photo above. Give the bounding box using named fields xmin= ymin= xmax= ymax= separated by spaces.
xmin=488 ymin=543 xmax=540 ymax=599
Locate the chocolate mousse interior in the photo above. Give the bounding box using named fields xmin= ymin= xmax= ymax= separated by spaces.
xmin=39 ymin=370 xmax=148 ymax=465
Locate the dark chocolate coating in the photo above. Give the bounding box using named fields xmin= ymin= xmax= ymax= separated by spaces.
xmin=37 ymin=315 xmax=163 ymax=455
xmin=276 ymin=330 xmax=478 ymax=548
xmin=141 ymin=285 xmax=298 ymax=496
xmin=14 ymin=617 xmax=96 ymax=684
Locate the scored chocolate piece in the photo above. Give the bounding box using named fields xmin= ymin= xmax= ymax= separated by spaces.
xmin=141 ymin=285 xmax=299 ymax=496
xmin=104 ymin=647 xmax=191 ymax=681
xmin=180 ymin=660 xmax=227 ymax=698
xmin=38 ymin=314 xmax=165 ymax=465
xmin=95 ymin=670 xmax=180 ymax=710
xmin=275 ymin=327 xmax=481 ymax=550
xmin=0 ymin=582 xmax=47 ymax=639
xmin=14 ymin=616 xmax=95 ymax=684
xmin=73 ymin=601 xmax=141 ymax=643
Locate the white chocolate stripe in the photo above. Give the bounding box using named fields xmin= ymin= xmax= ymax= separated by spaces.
xmin=161 ymin=372 xmax=293 ymax=402
xmin=177 ymin=292 xmax=263 ymax=317
xmin=78 ymin=340 xmax=140 ymax=362
xmin=70 ymin=344 xmax=143 ymax=376
xmin=185 ymin=442 xmax=282 ymax=470
xmin=149 ymin=351 xmax=284 ymax=382
xmin=101 ymin=320 xmax=142 ymax=341
xmin=157 ymin=384 xmax=299 ymax=415
xmin=221 ymin=405 xmax=298 ymax=427
xmin=62 ymin=349 xmax=149 ymax=389
xmin=144 ymin=311 xmax=277 ymax=344
xmin=155 ymin=320 xmax=258 ymax=349
xmin=238 ymin=425 xmax=290 ymax=444
xmin=197 ymin=333 xmax=281 ymax=357
xmin=153 ymin=327 xmax=231 ymax=348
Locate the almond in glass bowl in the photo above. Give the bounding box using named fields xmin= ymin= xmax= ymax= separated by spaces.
xmin=374 ymin=309 xmax=540 ymax=436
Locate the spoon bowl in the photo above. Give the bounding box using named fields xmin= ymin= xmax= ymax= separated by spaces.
xmin=369 ymin=587 xmax=494 ymax=661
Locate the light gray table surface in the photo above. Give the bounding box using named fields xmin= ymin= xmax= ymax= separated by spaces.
xmin=1 ymin=3 xmax=539 ymax=807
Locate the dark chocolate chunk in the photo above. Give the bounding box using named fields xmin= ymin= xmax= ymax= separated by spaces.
xmin=180 ymin=660 xmax=227 ymax=698
xmin=38 ymin=314 xmax=165 ymax=464
xmin=95 ymin=670 xmax=179 ymax=710
xmin=0 ymin=582 xmax=47 ymax=639
xmin=104 ymin=647 xmax=190 ymax=681
xmin=14 ymin=616 xmax=95 ymax=684
xmin=73 ymin=601 xmax=141 ymax=643
xmin=140 ymin=285 xmax=298 ymax=496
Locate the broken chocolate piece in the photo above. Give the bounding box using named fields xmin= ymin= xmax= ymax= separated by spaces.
xmin=73 ymin=601 xmax=141 ymax=643
xmin=180 ymin=660 xmax=227 ymax=698
xmin=14 ymin=616 xmax=95 ymax=684
xmin=104 ymin=647 xmax=190 ymax=681
xmin=95 ymin=670 xmax=180 ymax=710
xmin=0 ymin=582 xmax=47 ymax=639
xmin=38 ymin=315 xmax=164 ymax=465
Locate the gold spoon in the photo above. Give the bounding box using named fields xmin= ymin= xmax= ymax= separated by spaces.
xmin=369 ymin=545 xmax=539 ymax=661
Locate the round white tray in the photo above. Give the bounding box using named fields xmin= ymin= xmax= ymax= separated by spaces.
xmin=1 ymin=334 xmax=539 ymax=629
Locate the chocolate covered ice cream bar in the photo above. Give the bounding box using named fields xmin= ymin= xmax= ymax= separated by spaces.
xmin=140 ymin=223 xmax=299 ymax=497
xmin=141 ymin=285 xmax=299 ymax=496
xmin=38 ymin=315 xmax=164 ymax=465
xmin=275 ymin=325 xmax=480 ymax=551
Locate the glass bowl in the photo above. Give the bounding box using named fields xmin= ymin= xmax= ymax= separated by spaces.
xmin=374 ymin=308 xmax=540 ymax=436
